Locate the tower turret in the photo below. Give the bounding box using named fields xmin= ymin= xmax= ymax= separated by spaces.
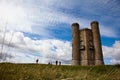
xmin=91 ymin=21 xmax=104 ymax=65
xmin=72 ymin=23 xmax=80 ymax=65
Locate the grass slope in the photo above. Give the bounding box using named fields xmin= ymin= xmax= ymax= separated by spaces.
xmin=0 ymin=63 xmax=120 ymax=80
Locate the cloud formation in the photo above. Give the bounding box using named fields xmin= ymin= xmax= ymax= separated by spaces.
xmin=0 ymin=31 xmax=71 ymax=64
xmin=0 ymin=0 xmax=120 ymax=64
xmin=103 ymin=41 xmax=120 ymax=64
xmin=0 ymin=31 xmax=120 ymax=64
xmin=0 ymin=0 xmax=119 ymax=38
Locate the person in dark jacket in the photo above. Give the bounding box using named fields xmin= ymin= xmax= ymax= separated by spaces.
xmin=56 ymin=60 xmax=58 ymax=65
xmin=36 ymin=59 xmax=39 ymax=64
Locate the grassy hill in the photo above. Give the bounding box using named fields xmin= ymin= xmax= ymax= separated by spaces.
xmin=0 ymin=63 xmax=120 ymax=80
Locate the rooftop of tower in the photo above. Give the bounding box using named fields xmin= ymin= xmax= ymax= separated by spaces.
xmin=80 ymin=28 xmax=91 ymax=31
xmin=90 ymin=21 xmax=99 ymax=26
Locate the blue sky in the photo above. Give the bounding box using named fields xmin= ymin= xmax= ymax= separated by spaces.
xmin=0 ymin=0 xmax=120 ymax=64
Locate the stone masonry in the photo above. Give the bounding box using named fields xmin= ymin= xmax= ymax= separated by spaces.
xmin=72 ymin=21 xmax=104 ymax=66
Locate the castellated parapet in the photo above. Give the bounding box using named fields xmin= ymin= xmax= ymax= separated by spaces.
xmin=72 ymin=21 xmax=104 ymax=66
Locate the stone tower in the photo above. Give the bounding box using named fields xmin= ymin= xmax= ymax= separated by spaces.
xmin=72 ymin=21 xmax=104 ymax=66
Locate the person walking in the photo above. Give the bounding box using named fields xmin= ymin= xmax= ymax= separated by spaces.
xmin=36 ymin=59 xmax=39 ymax=64
xmin=56 ymin=60 xmax=58 ymax=65
xmin=59 ymin=61 xmax=61 ymax=65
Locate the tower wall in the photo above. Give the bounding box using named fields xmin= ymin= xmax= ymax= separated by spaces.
xmin=72 ymin=23 xmax=80 ymax=65
xmin=91 ymin=21 xmax=104 ymax=65
xmin=80 ymin=29 xmax=89 ymax=66
xmin=80 ymin=29 xmax=95 ymax=66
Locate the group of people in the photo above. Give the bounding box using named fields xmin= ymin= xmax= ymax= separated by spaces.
xmin=48 ymin=60 xmax=61 ymax=65
xmin=36 ymin=59 xmax=62 ymax=65
xmin=55 ymin=60 xmax=61 ymax=65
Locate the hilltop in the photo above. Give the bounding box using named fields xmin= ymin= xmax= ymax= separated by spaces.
xmin=0 ymin=63 xmax=120 ymax=80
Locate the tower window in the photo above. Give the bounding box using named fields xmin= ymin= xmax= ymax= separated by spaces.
xmin=90 ymin=50 xmax=94 ymax=60
xmin=80 ymin=41 xmax=85 ymax=50
xmin=88 ymin=50 xmax=95 ymax=65
xmin=89 ymin=40 xmax=93 ymax=46
xmin=89 ymin=31 xmax=92 ymax=36
xmin=80 ymin=40 xmax=83 ymax=46
xmin=89 ymin=40 xmax=94 ymax=50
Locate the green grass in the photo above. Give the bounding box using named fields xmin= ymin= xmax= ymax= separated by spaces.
xmin=0 ymin=63 xmax=120 ymax=80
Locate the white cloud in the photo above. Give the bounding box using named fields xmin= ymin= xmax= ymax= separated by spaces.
xmin=99 ymin=24 xmax=117 ymax=38
xmin=103 ymin=41 xmax=120 ymax=64
xmin=0 ymin=1 xmax=32 ymax=32
xmin=0 ymin=31 xmax=72 ymax=64
xmin=0 ymin=0 xmax=120 ymax=65
xmin=0 ymin=31 xmax=120 ymax=64
xmin=0 ymin=0 xmax=119 ymax=38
